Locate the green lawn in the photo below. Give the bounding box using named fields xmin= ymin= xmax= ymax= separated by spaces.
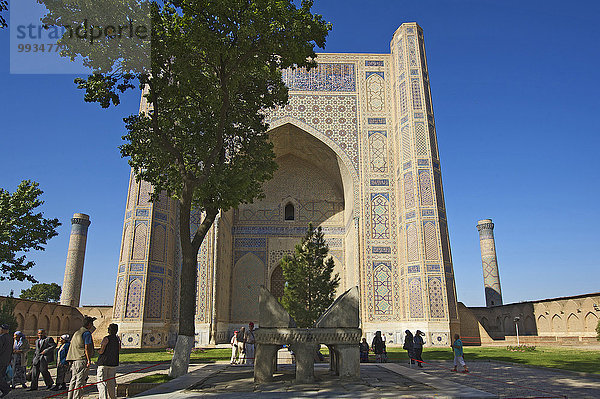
xmin=385 ymin=346 xmax=600 ymax=374
xmin=113 ymin=347 xmax=231 ymax=364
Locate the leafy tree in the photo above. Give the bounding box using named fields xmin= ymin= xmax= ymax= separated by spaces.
xmin=280 ymin=224 xmax=340 ymax=328
xmin=0 ymin=180 xmax=61 ymax=282
xmin=19 ymin=282 xmax=62 ymax=302
xmin=596 ymin=319 xmax=600 ymax=341
xmin=39 ymin=0 xmax=330 ymax=376
xmin=0 ymin=298 xmax=18 ymax=332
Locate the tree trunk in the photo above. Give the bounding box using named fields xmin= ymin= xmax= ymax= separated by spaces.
xmin=169 ymin=186 xmax=217 ymax=377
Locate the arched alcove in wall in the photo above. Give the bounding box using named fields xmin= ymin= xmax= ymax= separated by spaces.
xmin=230 ymin=252 xmax=265 ymax=323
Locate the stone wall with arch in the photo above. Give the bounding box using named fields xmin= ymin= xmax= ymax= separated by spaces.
xmin=468 ymin=292 xmax=600 ymax=344
xmin=0 ymin=296 xmax=112 ymax=346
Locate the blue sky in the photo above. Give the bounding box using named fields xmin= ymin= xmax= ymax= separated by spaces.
xmin=0 ymin=0 xmax=598 ymax=306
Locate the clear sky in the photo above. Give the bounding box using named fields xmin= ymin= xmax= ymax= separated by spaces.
xmin=0 ymin=0 xmax=598 ymax=306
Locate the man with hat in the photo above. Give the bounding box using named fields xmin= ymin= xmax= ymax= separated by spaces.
xmin=66 ymin=316 xmax=96 ymax=399
xmin=29 ymin=328 xmax=56 ymax=391
xmin=0 ymin=324 xmax=12 ymax=398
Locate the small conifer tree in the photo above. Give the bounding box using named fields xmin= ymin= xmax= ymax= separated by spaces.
xmin=596 ymin=319 xmax=600 ymax=341
xmin=280 ymin=223 xmax=340 ymax=328
xmin=0 ymin=298 xmax=17 ymax=332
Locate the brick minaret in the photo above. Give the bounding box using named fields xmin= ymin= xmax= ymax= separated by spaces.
xmin=477 ymin=219 xmax=502 ymax=307
xmin=60 ymin=213 xmax=91 ymax=307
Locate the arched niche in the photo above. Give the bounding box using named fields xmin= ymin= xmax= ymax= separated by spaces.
xmin=230 ymin=252 xmax=265 ymax=323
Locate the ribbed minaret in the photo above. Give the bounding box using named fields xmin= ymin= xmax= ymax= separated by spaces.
xmin=60 ymin=213 xmax=91 ymax=307
xmin=476 ymin=219 xmax=502 ymax=307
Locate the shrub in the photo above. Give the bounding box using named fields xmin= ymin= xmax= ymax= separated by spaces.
xmin=506 ymin=345 xmax=536 ymax=352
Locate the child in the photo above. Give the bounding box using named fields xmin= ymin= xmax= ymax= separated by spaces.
xmin=450 ymin=334 xmax=469 ymax=373
xmin=359 ymin=338 xmax=369 ymax=362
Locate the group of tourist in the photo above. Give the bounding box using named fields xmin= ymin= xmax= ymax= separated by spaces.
xmin=0 ymin=316 xmax=121 ymax=399
xmin=230 ymin=322 xmax=256 ymax=365
xmin=359 ymin=331 xmax=388 ymax=363
xmin=358 ymin=330 xmax=468 ymax=372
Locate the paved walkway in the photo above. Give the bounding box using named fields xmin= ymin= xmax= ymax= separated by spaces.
xmin=400 ymin=359 xmax=600 ymax=398
xmin=8 ymin=360 xmax=600 ymax=398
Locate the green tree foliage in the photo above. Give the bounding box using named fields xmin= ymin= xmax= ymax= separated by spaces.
xmin=0 ymin=180 xmax=61 ymax=282
xmin=280 ymin=224 xmax=339 ymax=328
xmin=39 ymin=0 xmax=330 ymax=375
xmin=596 ymin=319 xmax=600 ymax=341
xmin=0 ymin=298 xmax=18 ymax=332
xmin=19 ymin=282 xmax=62 ymax=302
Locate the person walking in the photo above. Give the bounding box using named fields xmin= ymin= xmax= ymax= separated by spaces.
xmin=96 ymin=324 xmax=120 ymax=399
xmin=403 ymin=330 xmax=415 ymax=365
xmin=11 ymin=331 xmax=29 ymax=389
xmin=51 ymin=335 xmax=70 ymax=391
xmin=237 ymin=327 xmax=246 ymax=364
xmin=66 ymin=316 xmax=96 ymax=399
xmin=451 ymin=334 xmax=469 ymax=373
xmin=371 ymin=331 xmax=384 ymax=363
xmin=413 ymin=330 xmax=425 ymax=367
xmin=0 ymin=324 xmax=12 ymax=398
xmin=244 ymin=323 xmax=256 ymax=366
xmin=359 ymin=338 xmax=369 ymax=363
xmin=230 ymin=331 xmax=239 ymax=364
xmin=28 ymin=328 xmax=56 ymax=391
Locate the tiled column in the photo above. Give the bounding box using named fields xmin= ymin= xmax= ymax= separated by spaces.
xmin=477 ymin=219 xmax=503 ymax=307
xmin=60 ymin=213 xmax=90 ymax=307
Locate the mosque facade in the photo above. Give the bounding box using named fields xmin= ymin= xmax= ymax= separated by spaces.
xmin=111 ymin=22 xmax=461 ymax=348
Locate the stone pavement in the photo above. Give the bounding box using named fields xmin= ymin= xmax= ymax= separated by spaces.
xmin=137 ymin=363 xmax=492 ymax=398
xmin=400 ymin=359 xmax=600 ymax=398
xmin=3 ymin=362 xmax=204 ymax=399
xmin=8 ymin=360 xmax=600 ymax=398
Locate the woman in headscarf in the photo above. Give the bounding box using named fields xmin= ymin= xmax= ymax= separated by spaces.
xmin=11 ymin=331 xmax=29 ymax=389
xmin=403 ymin=330 xmax=415 ymax=365
xmin=413 ymin=330 xmax=425 ymax=367
xmin=371 ymin=331 xmax=385 ymax=363
xmin=51 ymin=334 xmax=70 ymax=391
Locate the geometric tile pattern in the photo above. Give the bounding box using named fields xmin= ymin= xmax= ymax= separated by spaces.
xmin=145 ymin=277 xmax=163 ymax=319
xmin=418 ymin=169 xmax=434 ymax=206
xmin=366 ymin=73 xmax=385 ymax=111
xmin=406 ymin=222 xmax=419 ymax=262
xmin=428 ymin=276 xmax=445 ymax=318
xmin=267 ymin=94 xmax=359 ymax=171
xmin=373 ymin=261 xmax=392 ymax=314
xmin=132 ymin=222 xmax=148 ymax=260
xmin=403 ymin=172 xmax=415 ymax=208
xmin=409 ymin=276 xmax=424 ymax=318
xmin=423 ymin=221 xmax=439 ymax=260
xmin=113 ymin=278 xmax=125 ymax=318
xmin=370 ymin=193 xmax=390 ymax=239
xmin=125 ymin=277 xmax=143 ymax=319
xmin=368 ymin=131 xmax=388 ymax=173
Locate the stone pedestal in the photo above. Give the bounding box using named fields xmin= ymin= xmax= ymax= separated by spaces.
xmin=255 ymin=344 xmax=280 ymax=383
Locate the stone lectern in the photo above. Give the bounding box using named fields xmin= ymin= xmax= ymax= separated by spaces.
xmin=254 ymin=286 xmax=361 ymax=384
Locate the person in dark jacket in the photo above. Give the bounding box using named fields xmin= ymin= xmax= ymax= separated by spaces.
xmin=28 ymin=328 xmax=56 ymax=391
xmin=403 ymin=330 xmax=415 ymax=365
xmin=96 ymin=324 xmax=120 ymax=399
xmin=0 ymin=324 xmax=13 ymax=398
xmin=50 ymin=335 xmax=70 ymax=391
xmin=371 ymin=331 xmax=385 ymax=363
xmin=413 ymin=330 xmax=425 ymax=367
xmin=359 ymin=338 xmax=369 ymax=362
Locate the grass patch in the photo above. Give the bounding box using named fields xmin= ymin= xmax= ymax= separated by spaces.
xmin=385 ymin=346 xmax=600 ymax=374
xmin=128 ymin=373 xmax=173 ymax=384
xmin=116 ymin=347 xmax=231 ymax=364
